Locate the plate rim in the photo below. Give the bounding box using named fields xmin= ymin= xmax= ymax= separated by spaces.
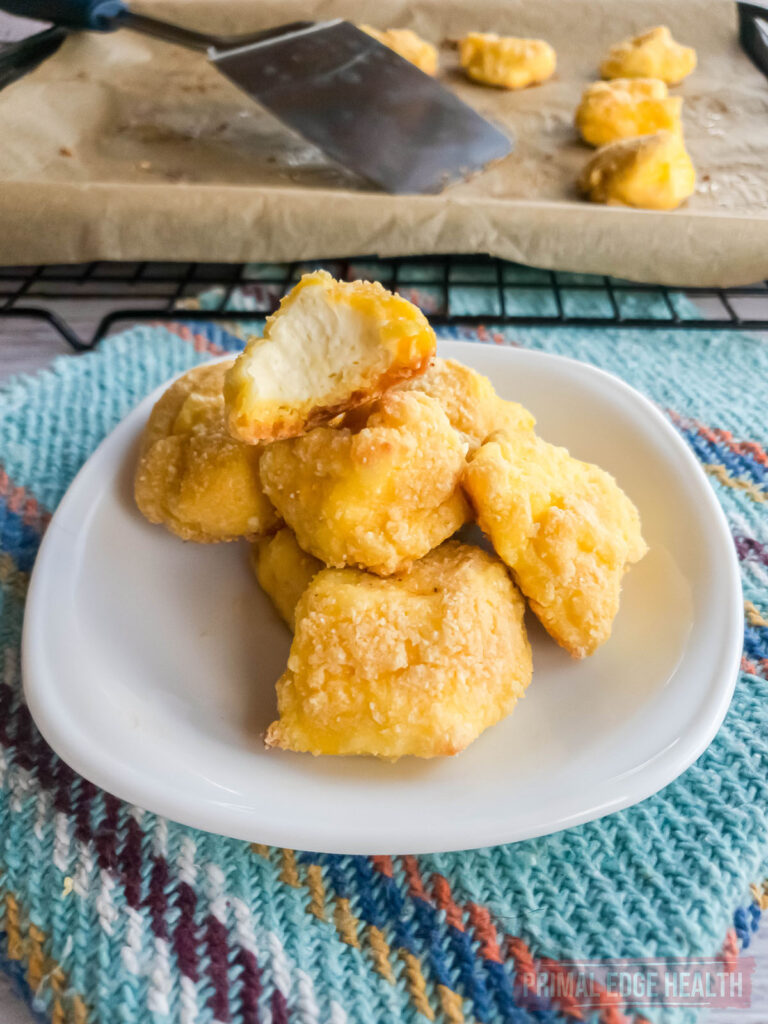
xmin=21 ymin=342 xmax=744 ymax=854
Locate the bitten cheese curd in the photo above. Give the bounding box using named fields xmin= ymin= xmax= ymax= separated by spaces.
xmin=225 ymin=271 xmax=436 ymax=443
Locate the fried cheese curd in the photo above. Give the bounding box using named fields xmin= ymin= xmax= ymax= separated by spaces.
xmin=578 ymin=130 xmax=695 ymax=210
xmin=459 ymin=32 xmax=556 ymax=89
xmin=135 ymin=361 xmax=277 ymax=543
xmin=225 ymin=271 xmax=436 ymax=443
xmin=360 ymin=25 xmax=439 ymax=75
xmin=259 ymin=391 xmax=471 ymax=576
xmin=398 ymin=357 xmax=535 ymax=449
xmin=251 ymin=527 xmax=322 ymax=630
xmin=265 ymin=541 xmax=532 ymax=758
xmin=463 ymin=430 xmax=647 ymax=658
xmin=575 ymin=78 xmax=683 ymax=147
xmin=600 ymin=25 xmax=696 ymax=85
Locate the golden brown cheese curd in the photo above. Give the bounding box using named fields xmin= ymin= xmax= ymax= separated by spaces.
xmin=135 ymin=361 xmax=277 ymax=543
xmin=463 ymin=429 xmax=647 ymax=658
xmin=576 ymin=78 xmax=683 ymax=147
xmin=265 ymin=541 xmax=532 ymax=758
xmin=360 ymin=25 xmax=439 ymax=75
xmin=600 ymin=25 xmax=696 ymax=85
xmin=251 ymin=527 xmax=323 ymax=631
xmin=459 ymin=32 xmax=556 ymax=89
xmin=259 ymin=391 xmax=471 ymax=576
xmin=225 ymin=272 xmax=435 ymax=444
xmin=578 ymin=130 xmax=695 ymax=210
xmin=398 ymin=357 xmax=535 ymax=450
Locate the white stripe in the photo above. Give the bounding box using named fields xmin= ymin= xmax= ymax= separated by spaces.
xmin=95 ymin=868 xmax=118 ymax=937
xmin=178 ymin=835 xmax=197 ymax=886
xmin=121 ymin=905 xmax=144 ymax=976
xmin=265 ymin=928 xmax=292 ymax=998
xmin=9 ymin=762 xmax=32 ymax=814
xmin=231 ymin=897 xmax=257 ymax=956
xmin=153 ymin=816 xmax=168 ymax=858
xmin=179 ymin=974 xmax=198 ymax=1024
xmin=329 ymin=1001 xmax=348 ymax=1024
xmin=52 ymin=812 xmax=71 ymax=873
xmin=147 ymin=936 xmax=172 ymax=1016
xmin=295 ymin=967 xmax=321 ymax=1024
xmin=72 ymin=835 xmax=94 ymax=900
xmin=33 ymin=788 xmax=50 ymax=842
xmin=206 ymin=862 xmax=228 ymax=922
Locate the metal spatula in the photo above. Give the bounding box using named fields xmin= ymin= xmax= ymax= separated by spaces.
xmin=0 ymin=0 xmax=513 ymax=193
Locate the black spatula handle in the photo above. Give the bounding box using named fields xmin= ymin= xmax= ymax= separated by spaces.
xmin=0 ymin=0 xmax=126 ymax=30
xmin=738 ymin=0 xmax=768 ymax=77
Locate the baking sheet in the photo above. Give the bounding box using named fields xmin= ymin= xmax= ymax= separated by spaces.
xmin=0 ymin=0 xmax=767 ymax=285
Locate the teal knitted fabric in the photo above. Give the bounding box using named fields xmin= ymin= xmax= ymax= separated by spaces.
xmin=0 ymin=276 xmax=766 ymax=1024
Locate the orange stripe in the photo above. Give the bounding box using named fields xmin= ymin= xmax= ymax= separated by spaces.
xmin=371 ymin=855 xmax=394 ymax=878
xmin=466 ymin=903 xmax=503 ymax=963
xmin=159 ymin=322 xmax=228 ymax=357
xmin=0 ymin=466 xmax=50 ymax=530
xmin=431 ymin=874 xmax=464 ymax=931
xmin=401 ymin=855 xmax=431 ymax=903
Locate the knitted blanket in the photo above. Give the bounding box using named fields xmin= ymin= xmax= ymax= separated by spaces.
xmin=0 ymin=271 xmax=766 ymax=1024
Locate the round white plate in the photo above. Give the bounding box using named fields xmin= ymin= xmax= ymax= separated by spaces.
xmin=22 ymin=341 xmax=742 ymax=854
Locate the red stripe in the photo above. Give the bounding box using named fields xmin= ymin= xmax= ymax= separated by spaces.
xmin=0 ymin=466 xmax=51 ymax=530
xmin=668 ymin=410 xmax=768 ymax=468
xmin=158 ymin=322 xmax=228 ymax=357
xmin=466 ymin=902 xmax=503 ymax=963
xmin=400 ymin=855 xmax=431 ymax=904
xmin=431 ymin=874 xmax=464 ymax=931
xmin=370 ymin=855 xmax=393 ymax=878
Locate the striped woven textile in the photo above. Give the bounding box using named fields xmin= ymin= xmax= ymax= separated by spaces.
xmin=0 ymin=278 xmax=766 ymax=1024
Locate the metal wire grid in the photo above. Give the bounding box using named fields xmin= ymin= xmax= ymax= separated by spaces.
xmin=1 ymin=256 xmax=767 ymax=351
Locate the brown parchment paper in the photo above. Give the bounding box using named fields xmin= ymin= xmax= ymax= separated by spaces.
xmin=0 ymin=0 xmax=767 ymax=284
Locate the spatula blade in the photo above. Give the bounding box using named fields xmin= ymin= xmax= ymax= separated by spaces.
xmin=211 ymin=20 xmax=513 ymax=194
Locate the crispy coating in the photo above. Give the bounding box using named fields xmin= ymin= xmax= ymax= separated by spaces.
xmin=463 ymin=430 xmax=647 ymax=658
xmin=397 ymin=357 xmax=535 ymax=449
xmin=578 ymin=130 xmax=695 ymax=210
xmin=459 ymin=32 xmax=556 ymax=89
xmin=265 ymin=541 xmax=532 ymax=758
xmin=135 ymin=361 xmax=278 ymax=542
xmin=251 ymin=527 xmax=323 ymax=630
xmin=260 ymin=391 xmax=471 ymax=576
xmin=225 ymin=271 xmax=436 ymax=443
xmin=360 ymin=25 xmax=439 ymax=75
xmin=575 ymin=78 xmax=683 ymax=147
xmin=600 ymin=25 xmax=696 ymax=85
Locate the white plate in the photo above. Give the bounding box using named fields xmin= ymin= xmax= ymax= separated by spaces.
xmin=22 ymin=342 xmax=742 ymax=854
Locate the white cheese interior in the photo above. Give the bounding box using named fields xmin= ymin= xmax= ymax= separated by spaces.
xmin=244 ymin=284 xmax=386 ymax=403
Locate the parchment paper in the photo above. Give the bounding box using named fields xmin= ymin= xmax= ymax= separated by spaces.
xmin=0 ymin=0 xmax=767 ymax=285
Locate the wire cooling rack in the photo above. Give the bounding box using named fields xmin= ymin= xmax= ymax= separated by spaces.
xmin=1 ymin=255 xmax=767 ymax=351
